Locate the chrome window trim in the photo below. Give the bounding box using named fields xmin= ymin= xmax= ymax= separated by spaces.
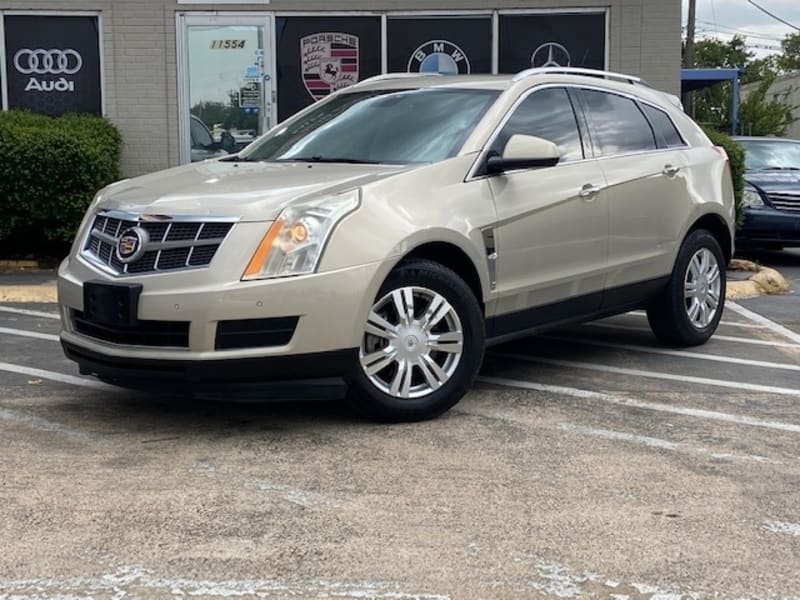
xmin=465 ymin=82 xmax=689 ymax=182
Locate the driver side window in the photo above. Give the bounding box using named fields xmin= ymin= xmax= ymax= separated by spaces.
xmin=490 ymin=87 xmax=584 ymax=162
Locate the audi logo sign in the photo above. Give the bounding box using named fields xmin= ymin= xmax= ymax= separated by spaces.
xmin=13 ymin=49 xmax=84 ymax=75
xmin=3 ymin=15 xmax=102 ymax=116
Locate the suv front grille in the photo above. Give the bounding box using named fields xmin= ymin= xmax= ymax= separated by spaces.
xmin=767 ymin=193 xmax=800 ymax=213
xmin=81 ymin=211 xmax=235 ymax=276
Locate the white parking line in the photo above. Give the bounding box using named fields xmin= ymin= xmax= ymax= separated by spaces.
xmin=0 ymin=326 xmax=60 ymax=342
xmin=491 ymin=352 xmax=800 ymax=397
xmin=587 ymin=322 xmax=800 ymax=349
xmin=0 ymin=407 xmax=93 ymax=440
xmin=476 ymin=375 xmax=800 ymax=433
xmin=0 ymin=305 xmax=59 ymax=320
xmin=558 ymin=423 xmax=778 ymax=464
xmin=0 ymin=361 xmax=111 ymax=390
xmin=727 ymin=301 xmax=800 ymax=345
xmin=541 ymin=334 xmax=800 ymax=372
xmin=626 ymin=310 xmax=767 ymax=330
xmin=763 ymin=520 xmax=800 ymax=537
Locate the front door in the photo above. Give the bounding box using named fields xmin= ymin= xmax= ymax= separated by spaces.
xmin=179 ymin=14 xmax=275 ymax=164
xmin=486 ymin=86 xmax=609 ymax=329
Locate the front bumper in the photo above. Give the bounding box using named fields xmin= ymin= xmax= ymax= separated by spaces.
xmin=58 ymin=252 xmax=391 ymax=389
xmin=737 ymin=207 xmax=800 ymax=246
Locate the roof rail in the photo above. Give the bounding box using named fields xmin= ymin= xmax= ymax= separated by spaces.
xmin=512 ymin=67 xmax=649 ymax=86
xmin=353 ymin=72 xmax=444 ymax=87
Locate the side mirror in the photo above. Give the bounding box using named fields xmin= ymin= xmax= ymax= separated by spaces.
xmin=486 ymin=134 xmax=560 ymax=174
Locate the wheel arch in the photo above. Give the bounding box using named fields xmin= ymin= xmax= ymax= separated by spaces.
xmin=402 ymin=241 xmax=486 ymax=314
xmin=688 ymin=212 xmax=733 ymax=264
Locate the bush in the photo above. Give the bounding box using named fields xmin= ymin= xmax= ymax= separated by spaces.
xmin=702 ymin=126 xmax=745 ymax=228
xmin=0 ymin=110 xmax=122 ymax=252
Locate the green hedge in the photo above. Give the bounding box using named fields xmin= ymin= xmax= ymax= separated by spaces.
xmin=701 ymin=126 xmax=745 ymax=228
xmin=0 ymin=111 xmax=122 ymax=247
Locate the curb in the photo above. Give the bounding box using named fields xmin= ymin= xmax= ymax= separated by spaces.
xmin=0 ymin=285 xmax=57 ymax=303
xmin=0 ymin=259 xmax=40 ymax=270
xmin=727 ymin=259 xmax=791 ymax=300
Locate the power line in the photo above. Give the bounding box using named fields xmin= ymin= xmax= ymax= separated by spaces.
xmin=744 ymin=0 xmax=800 ymax=32
xmin=694 ymin=18 xmax=786 ymax=40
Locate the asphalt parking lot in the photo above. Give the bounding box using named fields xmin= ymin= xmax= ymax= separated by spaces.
xmin=0 ymin=272 xmax=798 ymax=598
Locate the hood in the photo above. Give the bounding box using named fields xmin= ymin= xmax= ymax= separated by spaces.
xmin=745 ymin=169 xmax=800 ymax=195
xmin=97 ymin=159 xmax=410 ymax=221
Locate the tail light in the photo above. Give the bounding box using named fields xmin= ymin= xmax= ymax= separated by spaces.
xmin=713 ymin=146 xmax=729 ymax=162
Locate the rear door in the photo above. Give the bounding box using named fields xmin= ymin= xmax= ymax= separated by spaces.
xmin=578 ymin=88 xmax=690 ymax=293
xmin=485 ymin=86 xmax=609 ymax=329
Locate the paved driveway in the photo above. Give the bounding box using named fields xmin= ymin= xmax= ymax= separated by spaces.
xmin=0 ymin=300 xmax=798 ymax=599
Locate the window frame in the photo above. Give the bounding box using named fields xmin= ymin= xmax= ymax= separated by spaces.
xmin=470 ymin=84 xmax=591 ymax=179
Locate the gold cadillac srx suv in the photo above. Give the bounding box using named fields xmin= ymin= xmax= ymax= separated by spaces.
xmin=58 ymin=68 xmax=735 ymax=422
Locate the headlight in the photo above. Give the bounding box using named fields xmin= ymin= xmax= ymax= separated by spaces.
xmin=743 ymin=188 xmax=765 ymax=208
xmin=242 ymin=189 xmax=360 ymax=280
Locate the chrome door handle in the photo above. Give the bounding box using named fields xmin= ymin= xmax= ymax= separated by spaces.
xmin=579 ymin=184 xmax=602 ymax=198
xmin=663 ymin=164 xmax=680 ymax=177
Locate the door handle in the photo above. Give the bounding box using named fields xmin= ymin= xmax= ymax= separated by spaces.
xmin=579 ymin=183 xmax=602 ymax=198
xmin=663 ymin=164 xmax=680 ymax=177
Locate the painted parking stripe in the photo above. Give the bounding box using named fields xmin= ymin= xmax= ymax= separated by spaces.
xmin=476 ymin=375 xmax=800 ymax=434
xmin=558 ymin=422 xmax=778 ymax=464
xmin=541 ymin=334 xmax=800 ymax=372
xmin=727 ymin=301 xmax=800 ymax=345
xmin=490 ymin=352 xmax=800 ymax=397
xmin=0 ymin=361 xmax=111 ymax=390
xmin=626 ymin=310 xmax=767 ymax=330
xmin=0 ymin=326 xmax=60 ymax=342
xmin=588 ymin=322 xmax=800 ymax=349
xmin=0 ymin=306 xmax=59 ymax=320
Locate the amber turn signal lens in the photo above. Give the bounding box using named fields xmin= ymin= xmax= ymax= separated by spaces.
xmin=243 ymin=219 xmax=283 ymax=279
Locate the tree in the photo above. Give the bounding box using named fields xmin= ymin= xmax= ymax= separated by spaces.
xmin=776 ymin=32 xmax=800 ymax=72
xmin=686 ymin=35 xmax=795 ymax=136
xmin=738 ymin=74 xmax=796 ymax=136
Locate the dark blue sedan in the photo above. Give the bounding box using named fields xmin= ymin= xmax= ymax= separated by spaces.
xmin=734 ymin=136 xmax=800 ymax=249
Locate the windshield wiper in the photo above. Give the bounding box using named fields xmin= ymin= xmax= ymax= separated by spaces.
xmin=280 ymin=156 xmax=382 ymax=164
xmin=762 ymin=166 xmax=800 ymax=171
xmin=220 ymin=155 xmax=259 ymax=162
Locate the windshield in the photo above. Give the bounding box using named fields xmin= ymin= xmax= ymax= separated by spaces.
xmin=240 ymin=88 xmax=499 ymax=164
xmin=739 ymin=140 xmax=800 ymax=171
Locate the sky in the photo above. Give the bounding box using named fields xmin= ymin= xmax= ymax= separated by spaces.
xmin=682 ymin=0 xmax=800 ymax=56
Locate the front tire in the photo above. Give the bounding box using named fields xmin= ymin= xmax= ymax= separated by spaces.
xmin=348 ymin=259 xmax=484 ymax=422
xmin=647 ymin=229 xmax=726 ymax=347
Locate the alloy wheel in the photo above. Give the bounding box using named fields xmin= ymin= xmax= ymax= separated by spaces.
xmin=683 ymin=248 xmax=721 ymax=329
xmin=359 ymin=286 xmax=464 ymax=399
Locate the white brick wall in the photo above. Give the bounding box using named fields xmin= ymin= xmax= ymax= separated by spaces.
xmin=1 ymin=0 xmax=682 ymax=177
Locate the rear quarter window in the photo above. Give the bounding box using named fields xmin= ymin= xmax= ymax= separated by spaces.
xmin=641 ymin=104 xmax=685 ymax=148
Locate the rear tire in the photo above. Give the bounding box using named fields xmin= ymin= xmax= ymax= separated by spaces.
xmin=348 ymin=259 xmax=484 ymax=422
xmin=647 ymin=229 xmax=726 ymax=347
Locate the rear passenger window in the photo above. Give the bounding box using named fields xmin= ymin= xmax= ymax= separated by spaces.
xmin=641 ymin=104 xmax=685 ymax=148
xmin=581 ymin=89 xmax=656 ymax=156
xmin=490 ymin=87 xmax=584 ymax=162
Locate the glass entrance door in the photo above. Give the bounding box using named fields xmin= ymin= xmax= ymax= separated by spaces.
xmin=178 ymin=14 xmax=274 ymax=163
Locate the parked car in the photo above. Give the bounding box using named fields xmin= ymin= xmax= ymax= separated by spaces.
xmin=733 ymin=136 xmax=800 ymax=249
xmin=58 ymin=68 xmax=734 ymax=422
xmin=190 ymin=115 xmax=234 ymax=162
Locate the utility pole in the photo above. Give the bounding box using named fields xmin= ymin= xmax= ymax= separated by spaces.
xmin=684 ymin=0 xmax=696 ymax=69
xmin=683 ymin=0 xmax=697 ymax=116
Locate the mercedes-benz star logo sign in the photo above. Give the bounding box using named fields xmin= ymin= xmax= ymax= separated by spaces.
xmin=530 ymin=42 xmax=572 ymax=68
xmin=13 ymin=49 xmax=83 ymax=75
xmin=115 ymin=227 xmax=149 ymax=264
